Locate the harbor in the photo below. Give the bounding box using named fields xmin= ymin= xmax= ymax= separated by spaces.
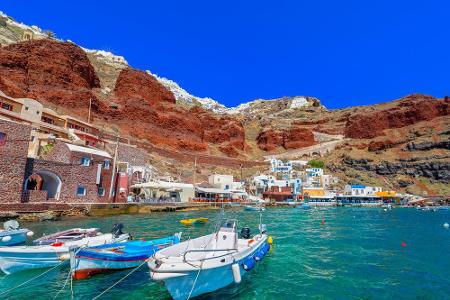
xmin=0 ymin=207 xmax=449 ymax=299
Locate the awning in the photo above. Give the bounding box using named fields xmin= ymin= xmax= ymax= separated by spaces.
xmin=196 ymin=187 xmax=232 ymax=194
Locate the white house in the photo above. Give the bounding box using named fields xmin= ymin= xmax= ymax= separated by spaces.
xmin=344 ymin=184 xmax=382 ymax=196
xmin=208 ymin=174 xmax=234 ymax=190
xmin=269 ymin=157 xmax=293 ymax=173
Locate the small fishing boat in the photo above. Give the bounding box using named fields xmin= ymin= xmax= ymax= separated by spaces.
xmin=71 ymin=233 xmax=181 ymax=279
xmin=148 ymin=220 xmax=271 ymax=300
xmin=296 ymin=203 xmax=311 ymax=210
xmin=0 ymin=224 xmax=129 ymax=275
xmin=244 ymin=205 xmax=266 ymax=212
xmin=33 ymin=228 xmax=100 ymax=245
xmin=180 ymin=217 xmax=209 ymax=225
xmin=0 ymin=220 xmax=34 ymax=246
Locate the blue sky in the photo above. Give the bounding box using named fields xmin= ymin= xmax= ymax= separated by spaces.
xmin=2 ymin=0 xmax=449 ymax=109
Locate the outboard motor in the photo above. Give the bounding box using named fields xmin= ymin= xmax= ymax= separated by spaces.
xmin=4 ymin=220 xmax=20 ymax=231
xmin=111 ymin=223 xmax=124 ymax=238
xmin=240 ymin=227 xmax=251 ymax=239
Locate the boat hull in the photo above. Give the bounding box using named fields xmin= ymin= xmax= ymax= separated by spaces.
xmin=72 ymin=236 xmax=180 ymax=279
xmin=0 ymin=247 xmax=67 ymax=275
xmin=0 ymin=233 xmax=129 ymax=274
xmin=0 ymin=230 xmax=29 ymax=246
xmin=150 ymin=235 xmax=268 ymax=300
xmin=72 ymin=258 xmax=144 ymax=279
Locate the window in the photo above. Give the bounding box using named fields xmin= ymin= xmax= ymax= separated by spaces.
xmin=0 ymin=132 xmax=6 ymax=146
xmin=76 ymin=186 xmax=86 ymax=196
xmin=1 ymin=102 xmax=12 ymax=111
xmin=42 ymin=116 xmax=54 ymax=124
xmin=80 ymin=157 xmax=91 ymax=166
xmin=25 ymin=106 xmax=29 ymax=111
xmin=98 ymin=187 xmax=105 ymax=196
xmin=103 ymin=160 xmax=110 ymax=169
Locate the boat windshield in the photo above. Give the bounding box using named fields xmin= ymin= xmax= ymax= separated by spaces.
xmin=219 ymin=219 xmax=237 ymax=233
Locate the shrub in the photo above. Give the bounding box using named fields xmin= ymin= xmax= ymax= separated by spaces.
xmin=307 ymin=159 xmax=324 ymax=169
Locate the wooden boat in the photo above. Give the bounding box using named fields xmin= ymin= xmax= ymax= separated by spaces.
xmin=148 ymin=220 xmax=271 ymax=300
xmin=71 ymin=233 xmax=181 ymax=279
xmin=33 ymin=228 xmax=100 ymax=245
xmin=179 ymin=217 xmax=209 ymax=225
xmin=0 ymin=224 xmax=129 ymax=275
xmin=0 ymin=220 xmax=33 ymax=247
xmin=244 ymin=205 xmax=266 ymax=212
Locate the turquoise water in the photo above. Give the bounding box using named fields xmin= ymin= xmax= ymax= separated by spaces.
xmin=1 ymin=207 xmax=449 ymax=299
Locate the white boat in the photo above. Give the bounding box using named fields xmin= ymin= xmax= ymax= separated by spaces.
xmin=0 ymin=220 xmax=34 ymax=246
xmin=148 ymin=220 xmax=271 ymax=300
xmin=0 ymin=225 xmax=129 ymax=274
xmin=33 ymin=227 xmax=100 ymax=245
xmin=244 ymin=205 xmax=266 ymax=212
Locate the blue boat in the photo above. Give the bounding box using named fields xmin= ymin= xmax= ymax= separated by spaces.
xmin=0 ymin=220 xmax=33 ymax=246
xmin=71 ymin=233 xmax=181 ymax=279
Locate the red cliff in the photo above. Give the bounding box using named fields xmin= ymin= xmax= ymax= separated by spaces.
xmin=344 ymin=94 xmax=450 ymax=139
xmin=257 ymin=127 xmax=316 ymax=151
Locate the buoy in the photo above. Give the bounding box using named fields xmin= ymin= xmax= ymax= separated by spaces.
xmin=27 ymin=231 xmax=34 ymax=237
xmin=401 ymin=241 xmax=407 ymax=247
xmin=232 ymin=263 xmax=241 ymax=283
xmin=444 ymin=223 xmax=449 ymax=229
xmin=383 ymin=209 xmax=387 ymax=212
xmin=321 ymin=219 xmax=325 ymax=225
xmin=267 ymin=236 xmax=273 ymax=245
xmin=242 ymin=258 xmax=256 ymax=271
xmin=254 ymin=249 xmax=265 ymax=261
xmin=1 ymin=235 xmax=11 ymax=242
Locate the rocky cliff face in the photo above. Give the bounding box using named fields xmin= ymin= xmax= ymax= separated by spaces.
xmin=0 ymin=12 xmax=449 ymax=193
xmin=0 ymin=39 xmax=103 ymax=114
xmin=344 ymin=94 xmax=450 ymax=139
xmin=257 ymin=127 xmax=316 ymax=151
xmin=0 ymin=39 xmax=246 ymax=155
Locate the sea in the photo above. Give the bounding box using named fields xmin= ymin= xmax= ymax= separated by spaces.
xmin=0 ymin=207 xmax=449 ymax=299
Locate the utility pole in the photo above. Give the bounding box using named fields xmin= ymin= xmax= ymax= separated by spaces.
xmin=87 ymin=98 xmax=92 ymax=124
xmin=193 ymin=155 xmax=197 ymax=186
xmin=240 ymin=163 xmax=243 ymax=183
xmin=109 ymin=135 xmax=120 ymax=202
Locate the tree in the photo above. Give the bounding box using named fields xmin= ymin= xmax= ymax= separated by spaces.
xmin=307 ymin=159 xmax=324 ymax=169
xmin=44 ymin=30 xmax=55 ymax=38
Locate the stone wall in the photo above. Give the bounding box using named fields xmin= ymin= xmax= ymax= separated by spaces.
xmin=0 ymin=119 xmax=31 ymax=203
xmin=114 ymin=143 xmax=149 ymax=166
xmin=26 ymin=141 xmax=114 ymax=203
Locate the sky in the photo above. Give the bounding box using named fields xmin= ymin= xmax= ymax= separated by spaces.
xmin=2 ymin=0 xmax=449 ymax=109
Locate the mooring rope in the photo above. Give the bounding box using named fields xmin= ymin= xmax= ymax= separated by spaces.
xmin=92 ymin=259 xmax=148 ymax=300
xmin=186 ymin=260 xmax=204 ymax=300
xmin=0 ymin=260 xmax=68 ymax=297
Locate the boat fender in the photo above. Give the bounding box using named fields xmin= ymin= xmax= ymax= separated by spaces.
xmin=242 ymin=258 xmax=256 ymax=271
xmin=59 ymin=253 xmax=70 ymax=261
xmin=254 ymin=249 xmax=264 ymax=261
xmin=267 ymin=236 xmax=273 ymax=245
xmin=51 ymin=242 xmax=64 ymax=247
xmin=247 ymin=239 xmax=254 ymax=246
xmin=27 ymin=231 xmax=34 ymax=237
xmin=232 ymin=263 xmax=241 ymax=283
xmin=1 ymin=235 xmax=11 ymax=242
